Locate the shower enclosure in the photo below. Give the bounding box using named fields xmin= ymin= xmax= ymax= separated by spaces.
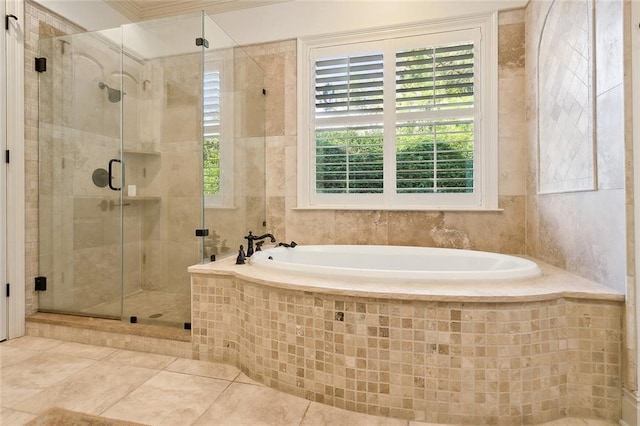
xmin=37 ymin=13 xmax=266 ymax=329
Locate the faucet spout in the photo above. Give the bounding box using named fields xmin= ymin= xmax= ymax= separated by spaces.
xmin=254 ymin=233 xmax=276 ymax=243
xmin=244 ymin=231 xmax=277 ymax=257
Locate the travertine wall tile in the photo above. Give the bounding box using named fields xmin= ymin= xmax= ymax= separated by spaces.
xmin=258 ymin=15 xmax=528 ymax=254
xmin=537 ymin=0 xmax=595 ymax=193
xmin=595 ymin=0 xmax=624 ymax=95
xmin=597 ymin=84 xmax=626 ymax=190
xmin=526 ymin=0 xmax=630 ymax=403
xmin=525 ymin=0 xmax=626 ymax=291
xmin=498 ymin=23 xmax=525 ymax=72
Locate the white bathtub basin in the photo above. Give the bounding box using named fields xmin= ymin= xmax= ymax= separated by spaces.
xmin=249 ymin=245 xmax=542 ymax=282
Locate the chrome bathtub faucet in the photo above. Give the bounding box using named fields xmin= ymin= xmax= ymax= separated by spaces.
xmin=244 ymin=231 xmax=276 ymax=257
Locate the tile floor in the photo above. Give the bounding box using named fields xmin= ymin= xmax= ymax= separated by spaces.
xmin=0 ymin=336 xmax=618 ymax=426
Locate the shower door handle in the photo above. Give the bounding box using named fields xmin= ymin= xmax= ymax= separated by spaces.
xmin=108 ymin=158 xmax=122 ymax=191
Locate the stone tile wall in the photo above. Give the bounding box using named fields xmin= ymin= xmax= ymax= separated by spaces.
xmin=525 ymin=0 xmax=632 ymax=397
xmin=526 ymin=1 xmax=626 ymax=291
xmin=537 ymin=0 xmax=595 ymax=193
xmin=192 ymin=273 xmax=623 ymax=424
xmin=26 ymin=318 xmax=193 ymax=358
xmin=247 ymin=11 xmax=528 ymax=254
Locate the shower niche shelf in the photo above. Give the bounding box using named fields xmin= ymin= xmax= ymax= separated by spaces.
xmin=122 ymin=149 xmax=161 ymax=157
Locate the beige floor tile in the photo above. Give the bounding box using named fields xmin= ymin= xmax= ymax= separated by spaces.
xmin=2 ymin=336 xmax=64 ymax=351
xmin=103 ymin=349 xmax=176 ymax=370
xmin=13 ymin=361 xmax=158 ymax=415
xmin=194 ymin=382 xmax=310 ymax=426
xmin=46 ymin=341 xmax=117 ymax=360
xmin=1 ymin=352 xmax=95 ymax=408
xmin=0 ymin=407 xmax=37 ymax=425
xmin=302 ymin=402 xmax=408 ymax=426
xmin=0 ymin=345 xmax=41 ymax=368
xmin=102 ymin=370 xmax=230 ymax=426
xmin=165 ymin=357 xmax=240 ymax=381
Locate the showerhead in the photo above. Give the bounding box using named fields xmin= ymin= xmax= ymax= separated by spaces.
xmin=98 ymin=82 xmax=122 ymax=103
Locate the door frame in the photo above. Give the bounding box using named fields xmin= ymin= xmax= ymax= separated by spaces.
xmin=5 ymin=0 xmax=25 ymax=340
xmin=1 ymin=0 xmax=7 ymax=342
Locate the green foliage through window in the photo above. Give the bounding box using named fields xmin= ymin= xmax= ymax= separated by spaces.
xmin=203 ymin=136 xmax=220 ymax=195
xmin=203 ymin=68 xmax=221 ymax=197
xmin=314 ymin=41 xmax=476 ymax=195
xmin=316 ymin=125 xmax=384 ymax=193
xmin=396 ymin=119 xmax=474 ymax=193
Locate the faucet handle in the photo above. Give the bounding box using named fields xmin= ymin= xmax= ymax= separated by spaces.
xmin=236 ymin=245 xmax=246 ymax=264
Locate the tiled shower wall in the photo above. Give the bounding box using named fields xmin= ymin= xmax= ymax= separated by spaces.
xmin=23 ymin=3 xmax=205 ymax=312
xmin=252 ymin=10 xmax=529 ymax=254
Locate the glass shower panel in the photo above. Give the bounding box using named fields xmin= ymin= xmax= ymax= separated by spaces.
xmin=119 ymin=13 xmax=206 ymax=328
xmin=202 ymin=15 xmax=267 ymax=260
xmin=38 ymin=29 xmax=124 ymax=318
xmin=37 ymin=12 xmax=266 ymax=329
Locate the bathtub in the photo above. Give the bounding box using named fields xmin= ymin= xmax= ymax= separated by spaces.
xmin=249 ymin=245 xmax=542 ymax=282
xmin=190 ymin=245 xmax=624 ymax=424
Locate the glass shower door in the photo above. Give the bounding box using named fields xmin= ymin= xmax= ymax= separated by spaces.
xmin=37 ymin=12 xmax=266 ymax=329
xmin=118 ymin=13 xmax=208 ymax=328
xmin=38 ymin=29 xmax=124 ymax=318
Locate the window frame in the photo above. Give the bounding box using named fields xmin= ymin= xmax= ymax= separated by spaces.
xmin=297 ymin=13 xmax=498 ymax=211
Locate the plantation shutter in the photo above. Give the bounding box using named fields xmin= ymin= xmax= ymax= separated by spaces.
xmin=203 ymin=69 xmax=221 ymax=195
xmin=304 ymin=23 xmax=493 ymax=209
xmin=314 ymin=53 xmax=385 ymax=193
xmin=395 ymin=43 xmax=475 ymax=194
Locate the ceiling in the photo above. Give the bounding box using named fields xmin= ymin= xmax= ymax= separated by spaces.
xmin=105 ymin=0 xmax=294 ymax=21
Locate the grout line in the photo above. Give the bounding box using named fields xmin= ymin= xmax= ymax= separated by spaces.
xmin=95 ymin=367 xmax=164 ymax=417
xmin=188 ymin=377 xmax=235 ymax=426
xmin=297 ymin=400 xmax=312 ymax=426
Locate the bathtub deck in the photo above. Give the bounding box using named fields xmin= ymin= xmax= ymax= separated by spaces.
xmin=188 ymin=255 xmax=623 ymax=303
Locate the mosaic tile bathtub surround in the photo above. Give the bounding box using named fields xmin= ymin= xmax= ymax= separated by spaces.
xmin=191 ymin=274 xmax=622 ymax=425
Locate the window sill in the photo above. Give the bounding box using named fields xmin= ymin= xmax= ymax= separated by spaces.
xmin=292 ymin=205 xmax=504 ymax=212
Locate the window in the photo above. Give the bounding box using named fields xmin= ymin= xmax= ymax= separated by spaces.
xmin=298 ymin=15 xmax=497 ymax=210
xmin=203 ymin=68 xmax=221 ymax=197
xmin=204 ymin=52 xmax=234 ymax=208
